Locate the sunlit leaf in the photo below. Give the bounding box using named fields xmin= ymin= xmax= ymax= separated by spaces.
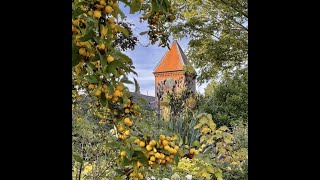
xmin=115 ymin=25 xmax=129 ymax=37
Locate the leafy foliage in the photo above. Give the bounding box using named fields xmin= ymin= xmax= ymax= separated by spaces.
xmin=201 ymin=68 xmax=248 ymax=127
xmin=114 ymin=22 xmax=138 ymax=51
xmin=193 ymin=113 xmax=248 ymax=180
xmin=170 ymin=0 xmax=248 ymax=82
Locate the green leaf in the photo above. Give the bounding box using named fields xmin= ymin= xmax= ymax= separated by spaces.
xmin=120 ymin=76 xmax=134 ymax=84
xmin=173 ymin=153 xmax=179 ymax=166
xmin=209 ymin=121 xmax=216 ymax=131
xmin=130 ymin=0 xmax=141 ymax=14
xmin=126 ymin=149 xmax=134 ymax=159
xmin=87 ymin=16 xmax=98 ymax=24
xmin=125 ymin=136 xmax=137 ymax=143
xmin=111 ymin=59 xmax=124 ymax=67
xmin=151 ymin=0 xmax=159 ymax=12
xmin=86 ymin=74 xmax=99 ymax=83
xmin=132 ymin=150 xmax=145 ymax=157
xmin=139 ymin=31 xmax=148 ymax=35
xmin=153 ymin=164 xmax=160 ymax=169
xmin=192 ymin=140 xmax=201 ymax=147
xmin=215 ymin=171 xmax=223 ymax=180
xmin=156 ymin=0 xmax=164 ymax=11
xmin=114 ymin=176 xmax=124 ymax=180
xmin=224 ymin=138 xmax=232 ymax=144
xmin=159 ymin=149 xmax=170 ymax=155
xmin=200 ymin=136 xmax=207 ymax=143
xmin=120 ymin=0 xmax=130 ymax=6
xmin=133 ymin=78 xmax=140 ymax=93
xmin=106 ymin=141 xmax=120 ymax=148
xmin=185 ymin=135 xmax=188 ymax=145
xmin=92 ymin=36 xmax=101 ymax=45
xmin=96 ymin=112 xmax=104 ymax=119
xmin=120 ymin=156 xmax=130 ymax=167
xmin=196 ymin=113 xmax=205 ymax=119
xmin=79 ymin=29 xmax=95 ymax=42
xmin=202 ymin=172 xmax=211 ymax=179
xmin=131 ymin=150 xmax=148 ymax=165
xmin=100 ymin=92 xmax=107 ymax=106
xmin=136 ymin=154 xmax=149 ymax=165
xmin=90 ymin=51 xmax=100 ymax=62
xmin=115 ymin=25 xmax=129 ymax=37
xmin=98 ymin=51 xmax=107 ymax=67
xmin=72 ymin=153 xmax=83 ymax=164
xmin=74 ymin=1 xmax=88 ymax=7
xmin=114 ymin=169 xmax=125 ymax=176
xmin=105 ymin=81 xmax=114 ymax=95
xmin=206 ymin=113 xmax=213 ymax=120
xmin=106 ymin=23 xmax=113 ymax=39
xmin=72 ymin=43 xmax=80 ymax=67
xmin=118 ymin=8 xmax=126 ymax=19
xmin=106 ymin=60 xmax=123 ymax=76
xmin=207 ymin=166 xmax=215 ymax=174
xmin=132 ymin=146 xmax=143 ymax=151
xmin=179 ymin=135 xmax=183 ymax=146
xmin=130 ymin=69 xmax=138 ymax=76
xmin=215 ymin=133 xmax=223 ymax=139
xmin=122 ymin=95 xmax=129 ymax=104
xmin=161 ymin=0 xmax=169 ymax=12
xmin=114 ymin=50 xmax=132 ymax=64
xmin=200 ymin=116 xmax=209 ymax=123
xmin=194 ymin=123 xmax=202 ymax=129
xmin=144 ymin=169 xmax=153 ymax=175
xmin=218 ymin=126 xmax=229 ymax=131
xmin=206 ymin=137 xmax=214 ymax=144
xmin=72 ymin=8 xmax=85 ymax=17
xmin=86 ymin=62 xmax=96 ymax=70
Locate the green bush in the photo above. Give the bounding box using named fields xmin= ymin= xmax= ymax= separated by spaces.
xmin=200 ymin=68 xmax=248 ymax=127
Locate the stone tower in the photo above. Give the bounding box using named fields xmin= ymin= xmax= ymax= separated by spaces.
xmin=153 ymin=41 xmax=196 ymax=114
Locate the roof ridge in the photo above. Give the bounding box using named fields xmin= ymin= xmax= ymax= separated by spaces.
xmin=176 ymin=42 xmax=189 ymax=64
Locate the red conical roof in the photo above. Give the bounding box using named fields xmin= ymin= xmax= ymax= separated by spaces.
xmin=154 ymin=41 xmax=189 ymax=73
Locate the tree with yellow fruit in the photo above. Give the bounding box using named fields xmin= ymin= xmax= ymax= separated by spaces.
xmin=73 ymin=0 xmax=248 ymax=179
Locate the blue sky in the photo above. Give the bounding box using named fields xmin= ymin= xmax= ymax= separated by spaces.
xmin=119 ymin=4 xmax=208 ymax=96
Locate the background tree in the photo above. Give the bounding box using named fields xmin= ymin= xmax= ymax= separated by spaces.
xmin=170 ymin=0 xmax=248 ymax=83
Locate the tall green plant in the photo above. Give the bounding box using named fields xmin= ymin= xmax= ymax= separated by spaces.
xmin=166 ymin=111 xmax=200 ymax=147
xmin=160 ymin=89 xmax=202 ymax=147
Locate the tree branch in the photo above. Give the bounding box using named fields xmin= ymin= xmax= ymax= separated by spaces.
xmin=219 ymin=0 xmax=248 ymax=19
xmin=229 ymin=17 xmax=248 ymax=32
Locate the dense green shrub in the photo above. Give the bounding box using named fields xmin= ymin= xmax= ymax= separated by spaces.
xmin=201 ymin=68 xmax=248 ymax=127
